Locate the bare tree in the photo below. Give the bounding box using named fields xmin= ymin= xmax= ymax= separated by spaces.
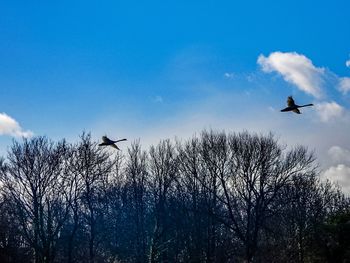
xmin=0 ymin=137 xmax=70 ymax=263
xmin=0 ymin=130 xmax=348 ymax=262
xmin=0 ymin=187 xmax=32 ymax=263
xmin=273 ymin=175 xmax=349 ymax=263
xmin=176 ymin=137 xmax=208 ymax=262
xmin=124 ymin=141 xmax=149 ymax=262
xmin=68 ymin=133 xmax=116 ymax=263
xmin=148 ymin=140 xmax=178 ymax=263
xmin=177 ymin=134 xmax=235 ymax=262
xmin=186 ymin=131 xmax=316 ymax=262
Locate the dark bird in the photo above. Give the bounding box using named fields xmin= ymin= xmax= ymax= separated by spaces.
xmin=98 ymin=136 xmax=127 ymax=150
xmin=280 ymin=96 xmax=314 ymax=114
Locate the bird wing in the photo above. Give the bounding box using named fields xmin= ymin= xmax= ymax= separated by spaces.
xmin=110 ymin=143 xmax=120 ymax=150
xmin=287 ymin=96 xmax=295 ymax=107
xmin=292 ymin=108 xmax=301 ymax=114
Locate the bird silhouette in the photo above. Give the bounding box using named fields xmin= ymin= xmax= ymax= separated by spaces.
xmin=98 ymin=136 xmax=127 ymax=150
xmin=280 ymin=96 xmax=313 ymax=114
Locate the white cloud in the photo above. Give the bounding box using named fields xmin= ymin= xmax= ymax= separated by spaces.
xmin=0 ymin=113 xmax=33 ymax=138
xmin=346 ymin=58 xmax=350 ymax=68
xmin=315 ymin=101 xmax=344 ymax=122
xmin=322 ymin=164 xmax=350 ymax=194
xmin=338 ymin=77 xmax=350 ymax=94
xmin=328 ymin=146 xmax=350 ymax=164
xmin=268 ymin=106 xmax=276 ymax=112
xmin=258 ymin=51 xmax=325 ymax=98
xmin=224 ymin=72 xmax=235 ymax=79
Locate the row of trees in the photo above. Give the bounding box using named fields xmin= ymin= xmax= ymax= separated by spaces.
xmin=0 ymin=131 xmax=349 ymax=263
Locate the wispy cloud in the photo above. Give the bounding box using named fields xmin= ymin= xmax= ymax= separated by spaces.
xmin=224 ymin=72 xmax=235 ymax=79
xmin=152 ymin=95 xmax=163 ymax=103
xmin=338 ymin=77 xmax=350 ymax=94
xmin=0 ymin=113 xmax=33 ymax=138
xmin=315 ymin=101 xmax=344 ymax=122
xmin=268 ymin=106 xmax=276 ymax=112
xmin=257 ymin=51 xmax=325 ymax=98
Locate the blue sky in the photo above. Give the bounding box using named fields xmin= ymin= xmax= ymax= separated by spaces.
xmin=1 ymin=0 xmax=350 ymax=191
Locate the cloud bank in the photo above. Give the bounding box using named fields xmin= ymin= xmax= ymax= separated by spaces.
xmin=323 ymin=164 xmax=350 ymax=194
xmin=321 ymin=145 xmax=350 ymax=194
xmin=0 ymin=113 xmax=33 ymax=138
xmin=328 ymin=145 xmax=350 ymax=164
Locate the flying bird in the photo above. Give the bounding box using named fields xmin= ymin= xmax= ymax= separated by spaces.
xmin=280 ymin=96 xmax=314 ymax=114
xmin=98 ymin=136 xmax=127 ymax=150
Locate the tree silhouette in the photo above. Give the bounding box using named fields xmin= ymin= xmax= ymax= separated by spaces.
xmin=0 ymin=131 xmax=348 ymax=263
xmin=0 ymin=137 xmax=70 ymax=263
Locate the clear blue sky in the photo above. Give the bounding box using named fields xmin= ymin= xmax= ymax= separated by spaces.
xmin=1 ymin=1 xmax=350 ymax=190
